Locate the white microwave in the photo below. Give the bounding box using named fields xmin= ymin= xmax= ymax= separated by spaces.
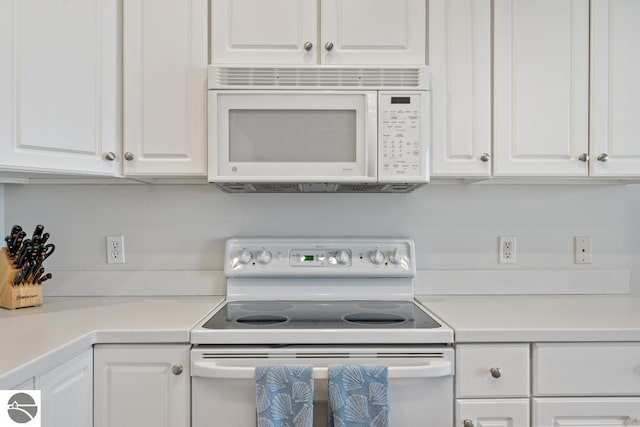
xmin=207 ymin=66 xmax=431 ymax=193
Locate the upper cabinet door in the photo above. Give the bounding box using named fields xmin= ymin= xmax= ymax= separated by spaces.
xmin=0 ymin=0 xmax=119 ymax=176
xmin=493 ymin=0 xmax=589 ymax=177
xmin=211 ymin=0 xmax=318 ymax=65
xmin=123 ymin=0 xmax=207 ymax=176
xmin=590 ymin=0 xmax=640 ymax=177
xmin=429 ymin=0 xmax=492 ymax=177
xmin=321 ymin=0 xmax=426 ymax=65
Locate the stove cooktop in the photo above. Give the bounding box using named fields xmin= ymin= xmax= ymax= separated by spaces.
xmin=201 ymin=300 xmax=442 ymax=330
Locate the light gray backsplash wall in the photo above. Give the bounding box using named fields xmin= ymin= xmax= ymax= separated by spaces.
xmin=4 ymin=183 xmax=640 ymax=294
xmin=0 ymin=184 xmax=4 ymax=234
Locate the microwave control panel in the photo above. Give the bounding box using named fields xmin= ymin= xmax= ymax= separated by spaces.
xmin=378 ymin=92 xmax=429 ymax=183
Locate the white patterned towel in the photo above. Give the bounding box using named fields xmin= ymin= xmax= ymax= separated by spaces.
xmin=328 ymin=364 xmax=389 ymax=427
xmin=255 ymin=365 xmax=314 ymax=427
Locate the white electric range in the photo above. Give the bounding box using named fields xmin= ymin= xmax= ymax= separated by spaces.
xmin=191 ymin=238 xmax=454 ymax=427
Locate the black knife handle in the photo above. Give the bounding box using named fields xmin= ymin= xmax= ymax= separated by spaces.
xmin=32 ymin=224 xmax=44 ymax=239
xmin=9 ymin=231 xmax=26 ymax=257
xmin=16 ymin=243 xmax=32 ymax=267
xmin=32 ymin=267 xmax=46 ymax=284
xmin=42 ymin=244 xmax=55 ymax=260
xmin=38 ymin=273 xmax=52 ymax=284
xmin=40 ymin=232 xmax=50 ymax=244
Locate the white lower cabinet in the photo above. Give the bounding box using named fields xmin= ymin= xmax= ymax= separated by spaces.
xmin=532 ymin=343 xmax=640 ymax=427
xmin=94 ymin=344 xmax=190 ymax=427
xmin=39 ymin=349 xmax=93 ymax=427
xmin=457 ymin=399 xmax=530 ymax=427
xmin=533 ymin=397 xmax=640 ymax=426
xmin=10 ymin=377 xmax=35 ymax=390
xmin=456 ymin=344 xmax=531 ymax=426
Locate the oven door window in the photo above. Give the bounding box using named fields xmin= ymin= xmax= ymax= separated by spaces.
xmin=212 ymin=91 xmax=377 ymax=182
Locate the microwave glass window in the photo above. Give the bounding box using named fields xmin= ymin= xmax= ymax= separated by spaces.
xmin=229 ymin=110 xmax=357 ymax=162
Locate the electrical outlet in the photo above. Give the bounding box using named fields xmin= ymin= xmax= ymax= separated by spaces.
xmin=106 ymin=236 xmax=125 ymax=264
xmin=574 ymin=236 xmax=592 ymax=264
xmin=499 ymin=236 xmax=517 ymax=264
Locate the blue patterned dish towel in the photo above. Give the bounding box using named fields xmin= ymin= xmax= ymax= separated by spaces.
xmin=255 ymin=365 xmax=314 ymax=427
xmin=328 ymin=364 xmax=389 ymax=427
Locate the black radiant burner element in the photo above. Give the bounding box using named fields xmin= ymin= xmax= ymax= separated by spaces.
xmin=201 ymin=300 xmax=441 ymax=330
xmin=342 ymin=313 xmax=407 ymax=325
xmin=235 ymin=314 xmax=289 ymax=326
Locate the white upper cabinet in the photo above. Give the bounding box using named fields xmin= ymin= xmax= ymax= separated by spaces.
xmin=211 ymin=0 xmax=318 ymax=65
xmin=122 ymin=0 xmax=208 ymax=176
xmin=0 ymin=0 xmax=119 ymax=176
xmin=210 ymin=0 xmax=426 ymax=65
xmin=320 ymin=0 xmax=426 ymax=65
xmin=493 ymin=0 xmax=590 ymax=177
xmin=590 ymin=0 xmax=640 ymax=177
xmin=429 ymin=0 xmax=492 ymax=177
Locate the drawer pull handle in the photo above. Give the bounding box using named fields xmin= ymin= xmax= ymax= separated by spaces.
xmin=490 ymin=367 xmax=501 ymax=378
xmin=463 ymin=420 xmax=474 ymax=427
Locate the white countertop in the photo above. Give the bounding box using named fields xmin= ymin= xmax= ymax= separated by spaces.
xmin=0 ymin=296 xmax=223 ymax=388
xmin=3 ymin=294 xmax=640 ymax=388
xmin=416 ymin=295 xmax=640 ymax=342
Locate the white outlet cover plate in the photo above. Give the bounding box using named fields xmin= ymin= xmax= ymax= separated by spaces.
xmin=499 ymin=236 xmax=517 ymax=264
xmin=575 ymin=236 xmax=592 ymax=264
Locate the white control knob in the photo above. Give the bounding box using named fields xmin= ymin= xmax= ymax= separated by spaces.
xmin=237 ymin=249 xmax=252 ymax=265
xmin=369 ymin=250 xmax=385 ymax=265
xmin=335 ymin=250 xmax=351 ymax=265
xmin=256 ymin=249 xmax=272 ymax=265
xmin=388 ymin=249 xmax=402 ymax=264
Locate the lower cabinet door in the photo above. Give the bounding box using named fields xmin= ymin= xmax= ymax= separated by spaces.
xmin=533 ymin=397 xmax=640 ymax=426
xmin=457 ymin=398 xmax=529 ymax=427
xmin=39 ymin=348 xmax=93 ymax=427
xmin=94 ymin=344 xmax=190 ymax=427
xmin=10 ymin=377 xmax=35 ymax=390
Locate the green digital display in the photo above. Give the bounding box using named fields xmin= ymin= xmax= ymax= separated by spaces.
xmin=303 ymin=255 xmax=315 ymax=261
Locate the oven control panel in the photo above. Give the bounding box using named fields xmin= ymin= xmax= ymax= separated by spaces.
xmin=225 ymin=238 xmax=415 ymax=277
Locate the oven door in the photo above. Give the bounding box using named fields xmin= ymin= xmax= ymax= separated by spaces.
xmin=191 ymin=345 xmax=454 ymax=427
xmin=208 ymin=91 xmax=378 ymax=183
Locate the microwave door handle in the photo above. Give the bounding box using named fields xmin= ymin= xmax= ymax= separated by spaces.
xmin=191 ymin=360 xmax=452 ymax=379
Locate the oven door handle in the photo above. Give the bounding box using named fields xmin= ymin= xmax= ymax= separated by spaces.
xmin=192 ymin=360 xmax=452 ymax=379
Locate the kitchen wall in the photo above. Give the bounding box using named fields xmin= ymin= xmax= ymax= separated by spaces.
xmin=0 ymin=184 xmax=4 ymax=233
xmin=4 ymin=183 xmax=640 ymax=295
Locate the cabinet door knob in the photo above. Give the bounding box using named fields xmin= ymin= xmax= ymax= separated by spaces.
xmin=463 ymin=420 xmax=475 ymax=427
xmin=303 ymin=41 xmax=313 ymax=51
xmin=578 ymin=153 xmax=589 ymax=162
xmin=172 ymin=364 xmax=183 ymax=375
xmin=490 ymin=367 xmax=502 ymax=378
xmin=104 ymin=152 xmax=116 ymax=161
xmin=597 ymin=153 xmax=609 ymax=162
xmin=124 ymin=152 xmax=135 ymax=161
xmin=324 ymin=41 xmax=334 ymax=51
xmin=480 ymin=153 xmax=491 ymax=162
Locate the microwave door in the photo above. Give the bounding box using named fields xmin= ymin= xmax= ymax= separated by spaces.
xmin=209 ymin=91 xmax=377 ymax=183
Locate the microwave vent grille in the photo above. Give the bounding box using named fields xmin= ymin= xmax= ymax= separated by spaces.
xmin=215 ymin=182 xmax=425 ymax=193
xmin=210 ymin=66 xmax=428 ymax=90
xmin=335 ymin=184 xmax=387 ymax=193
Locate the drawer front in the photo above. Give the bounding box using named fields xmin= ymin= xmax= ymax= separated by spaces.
xmin=532 ymin=397 xmax=640 ymax=426
xmin=457 ymin=398 xmax=530 ymax=427
xmin=456 ymin=344 xmax=530 ymax=398
xmin=533 ymin=343 xmax=640 ymax=396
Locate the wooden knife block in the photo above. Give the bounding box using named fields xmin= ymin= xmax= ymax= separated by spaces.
xmin=0 ymin=248 xmax=44 ymax=309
